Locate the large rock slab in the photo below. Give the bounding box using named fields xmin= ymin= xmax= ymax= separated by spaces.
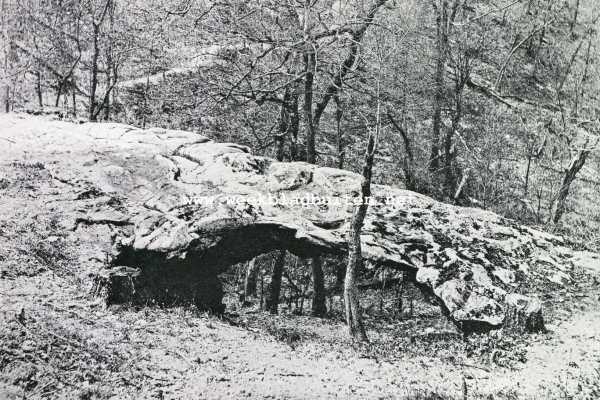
xmin=0 ymin=113 xmax=594 ymax=333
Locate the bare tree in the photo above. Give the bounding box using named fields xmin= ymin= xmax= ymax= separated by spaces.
xmin=266 ymin=251 xmax=287 ymax=314
xmin=344 ymin=37 xmax=386 ymax=340
xmin=429 ymin=0 xmax=450 ymax=173
xmin=551 ymin=133 xmax=596 ymax=224
xmin=345 ymin=118 xmax=378 ymax=342
xmin=89 ymin=0 xmax=113 ymax=121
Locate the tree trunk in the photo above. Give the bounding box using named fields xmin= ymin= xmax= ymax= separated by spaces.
xmin=443 ymin=131 xmax=455 ymax=197
xmin=430 ymin=0 xmax=449 ymax=173
xmin=570 ymin=0 xmax=580 ymax=35
xmin=72 ymin=78 xmax=78 ymax=117
xmin=266 ymin=250 xmax=286 ymax=314
xmin=303 ymin=44 xmax=326 ymax=317
xmin=551 ymin=144 xmax=590 ymax=224
xmin=574 ymin=39 xmax=592 ymax=116
xmin=301 ymin=0 xmax=387 ymax=322
xmin=243 ymin=258 xmax=259 ymax=302
xmin=55 ymin=81 xmax=63 ymax=108
xmin=104 ymin=68 xmax=112 ymax=120
xmin=289 ymin=93 xmax=300 ymax=161
xmin=335 ymin=95 xmax=345 ymax=169
xmin=345 ymin=148 xmax=374 ymax=341
xmin=310 ymin=255 xmax=327 ymax=317
xmin=444 ymin=87 xmax=463 ymax=198
xmin=304 ymin=49 xmax=316 ymax=164
xmin=345 ymin=203 xmax=369 ymax=342
xmin=524 ymin=155 xmax=532 ymax=196
xmin=344 ymin=106 xmax=379 ymax=342
xmin=104 ymin=0 xmax=115 ymax=121
xmin=453 ymin=168 xmax=470 ymax=202
xmin=3 ymin=85 xmax=9 ymax=113
xmin=36 ymin=71 xmax=43 ymax=108
xmin=89 ymin=0 xmax=112 ymax=121
xmin=497 ymin=26 xmax=543 ymax=90
xmin=276 ymin=88 xmax=291 ymax=162
xmin=141 ymin=74 xmax=150 ymax=129
xmin=388 ymin=111 xmax=416 ymax=191
xmin=89 ymin=22 xmax=100 ymax=121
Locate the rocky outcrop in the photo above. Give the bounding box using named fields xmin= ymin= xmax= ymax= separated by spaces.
xmin=1 ymin=114 xmax=595 ymax=333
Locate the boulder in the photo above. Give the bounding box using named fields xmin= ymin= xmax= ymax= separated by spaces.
xmin=1 ymin=113 xmax=595 ymax=333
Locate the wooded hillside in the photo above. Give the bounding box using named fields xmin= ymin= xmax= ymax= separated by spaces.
xmin=2 ymin=1 xmax=600 ymax=398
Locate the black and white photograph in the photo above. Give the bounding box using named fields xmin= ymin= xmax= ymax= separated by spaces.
xmin=1 ymin=0 xmax=599 ymax=398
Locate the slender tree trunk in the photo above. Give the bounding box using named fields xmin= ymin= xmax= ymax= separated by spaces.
xmin=276 ymin=88 xmax=291 ymax=162
xmin=335 ymin=95 xmax=345 ymax=169
xmin=104 ymin=0 xmax=115 ymax=120
xmin=304 ymin=49 xmax=316 ymax=164
xmin=1 ymin=0 xmax=9 ymax=113
xmin=104 ymin=69 xmax=112 ymax=120
xmin=558 ymin=39 xmax=584 ymax=98
xmin=388 ymin=111 xmax=416 ymax=191
xmin=301 ymin=0 xmax=387 ymax=321
xmin=537 ymin=1 xmax=552 ymax=52
xmin=259 ymin=269 xmax=264 ymax=309
xmin=266 ymin=251 xmax=286 ymax=314
xmin=55 ymin=81 xmax=63 ymax=108
xmin=89 ymin=23 xmax=100 ymax=121
xmin=345 ymin=134 xmax=375 ymax=341
xmin=498 ymin=25 xmax=543 ymax=90
xmin=524 ymin=155 xmax=532 ymax=196
xmin=570 ymin=0 xmax=580 ymax=35
xmin=453 ymin=168 xmax=470 ymax=202
xmin=289 ymin=93 xmax=300 ymax=161
xmin=443 ymin=131 xmax=455 ymax=197
xmin=3 ymin=85 xmax=9 ymax=113
xmin=551 ymin=144 xmax=590 ymax=224
xmin=72 ymin=78 xmax=78 ymax=117
xmin=35 ymin=71 xmax=43 ymax=108
xmin=302 ymin=42 xmax=326 ymax=316
xmin=311 ymin=255 xmax=327 ymax=317
xmin=345 ymin=83 xmax=381 ymax=341
xmin=574 ymin=39 xmax=592 ymax=116
xmin=89 ymin=0 xmax=112 ymax=121
xmin=141 ymin=74 xmax=150 ymax=129
xmin=89 ymin=31 xmax=100 ymax=119
xmin=444 ymin=88 xmax=463 ymax=197
xmin=243 ymin=258 xmax=259 ymax=303
xmin=430 ymin=0 xmax=449 ymax=173
xmin=345 ymin=201 xmax=369 ymax=342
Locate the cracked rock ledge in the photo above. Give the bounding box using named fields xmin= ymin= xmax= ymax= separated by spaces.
xmin=2 ymin=113 xmax=598 ymax=334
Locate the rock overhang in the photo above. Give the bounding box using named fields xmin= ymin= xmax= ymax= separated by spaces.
xmin=2 ymin=113 xmax=592 ymax=334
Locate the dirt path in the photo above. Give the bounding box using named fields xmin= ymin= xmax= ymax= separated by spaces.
xmin=491 ymin=291 xmax=600 ymax=399
xmin=2 ymin=267 xmax=600 ymax=399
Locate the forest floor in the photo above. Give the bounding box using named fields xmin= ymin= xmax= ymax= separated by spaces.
xmin=1 ymin=265 xmax=600 ymax=400
xmin=2 ymin=150 xmax=600 ymax=400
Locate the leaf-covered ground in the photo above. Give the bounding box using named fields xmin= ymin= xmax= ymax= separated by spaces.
xmin=2 ymin=144 xmax=600 ymax=400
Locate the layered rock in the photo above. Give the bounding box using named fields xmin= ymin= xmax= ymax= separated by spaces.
xmin=1 ymin=113 xmax=594 ymax=333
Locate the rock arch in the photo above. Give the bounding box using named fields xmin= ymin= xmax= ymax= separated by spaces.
xmin=1 ymin=114 xmax=575 ymax=334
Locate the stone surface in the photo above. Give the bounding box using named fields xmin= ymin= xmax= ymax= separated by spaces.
xmin=1 ymin=113 xmax=597 ymax=333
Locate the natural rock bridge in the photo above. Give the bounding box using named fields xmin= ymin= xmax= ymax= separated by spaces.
xmin=1 ymin=113 xmax=587 ymax=334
